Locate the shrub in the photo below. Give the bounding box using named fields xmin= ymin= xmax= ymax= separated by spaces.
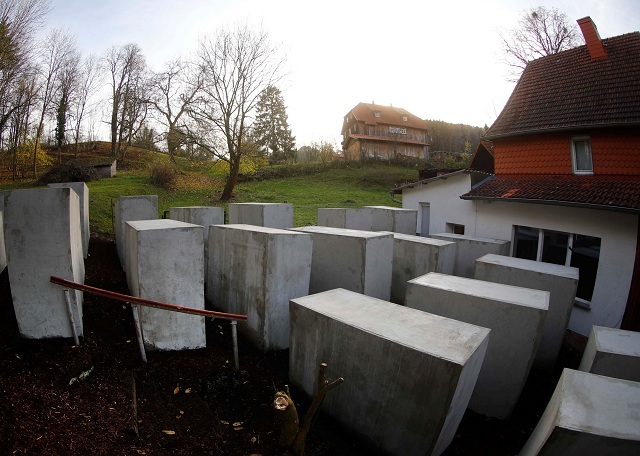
xmin=149 ymin=161 xmax=176 ymax=188
xmin=39 ymin=160 xmax=99 ymax=184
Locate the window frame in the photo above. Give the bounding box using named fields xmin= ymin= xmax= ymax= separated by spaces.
xmin=571 ymin=135 xmax=593 ymax=175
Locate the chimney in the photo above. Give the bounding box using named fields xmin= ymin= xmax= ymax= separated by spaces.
xmin=577 ymin=16 xmax=608 ymax=60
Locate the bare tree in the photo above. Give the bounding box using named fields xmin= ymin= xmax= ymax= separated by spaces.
xmin=189 ymin=24 xmax=285 ymax=201
xmin=70 ymin=54 xmax=100 ymax=157
xmin=500 ymin=6 xmax=583 ymax=79
xmin=53 ymin=47 xmax=80 ymax=161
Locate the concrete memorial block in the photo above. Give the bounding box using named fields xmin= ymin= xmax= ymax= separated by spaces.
xmin=126 ymin=219 xmax=205 ymax=351
xmin=290 ymin=288 xmax=490 ymax=456
xmin=228 ymin=202 xmax=293 ymax=229
xmin=316 ymin=207 xmax=373 ymax=230
xmin=405 ymin=273 xmax=548 ymax=419
xmin=114 ymin=195 xmax=157 ymax=269
xmin=291 ymin=226 xmax=393 ymax=300
xmin=0 ymin=210 xmax=6 ymax=273
xmin=430 ymin=233 xmax=510 ymax=278
xmin=578 ymin=326 xmax=640 ymax=382
xmin=208 ymin=224 xmax=312 ymax=351
xmin=387 ymin=233 xmax=456 ymax=304
xmin=365 ymin=205 xmax=418 ymax=234
xmin=48 ymin=182 xmax=89 ymax=259
xmin=169 ymin=206 xmax=224 ymax=280
xmin=520 ymin=368 xmax=640 ymax=456
xmin=5 ymin=188 xmax=85 ymax=339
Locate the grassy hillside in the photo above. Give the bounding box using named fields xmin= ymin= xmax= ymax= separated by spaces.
xmin=0 ymin=145 xmax=418 ymax=235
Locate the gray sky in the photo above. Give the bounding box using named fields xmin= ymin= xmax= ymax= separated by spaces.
xmin=46 ymin=0 xmax=640 ymax=147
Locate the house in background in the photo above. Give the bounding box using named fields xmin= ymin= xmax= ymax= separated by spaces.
xmin=341 ymin=102 xmax=430 ymax=160
xmin=395 ymin=17 xmax=640 ymax=335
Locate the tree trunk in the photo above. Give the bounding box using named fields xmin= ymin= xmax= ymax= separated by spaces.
xmin=220 ymin=157 xmax=241 ymax=201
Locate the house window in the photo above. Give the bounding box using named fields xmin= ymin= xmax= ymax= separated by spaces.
xmin=513 ymin=226 xmax=600 ymax=302
xmin=374 ymin=111 xmax=381 ymax=118
xmin=446 ymin=223 xmax=465 ymax=235
xmin=571 ymin=136 xmax=593 ymax=174
xmin=402 ymin=115 xmax=408 ymax=121
xmin=389 ymin=126 xmax=407 ymax=135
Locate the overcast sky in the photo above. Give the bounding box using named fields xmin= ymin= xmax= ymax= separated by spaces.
xmin=45 ymin=0 xmax=640 ymax=147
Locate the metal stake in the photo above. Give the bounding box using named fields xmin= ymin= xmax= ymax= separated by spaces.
xmin=231 ymin=320 xmax=239 ymax=371
xmin=63 ymin=289 xmax=80 ymax=346
xmin=131 ymin=303 xmax=147 ymax=363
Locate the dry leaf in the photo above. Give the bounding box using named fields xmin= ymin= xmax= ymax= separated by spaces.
xmin=173 ymin=386 xmax=180 ymax=394
xmin=250 ymin=436 xmax=257 ymax=443
xmin=162 ymin=430 xmax=175 ymax=435
xmin=220 ymin=420 xmax=229 ymax=425
xmin=233 ymin=427 xmax=244 ymax=431
xmin=185 ymin=388 xmax=191 ymax=394
xmin=179 ymin=410 xmax=184 ymax=415
xmin=232 ymin=421 xmax=243 ymax=427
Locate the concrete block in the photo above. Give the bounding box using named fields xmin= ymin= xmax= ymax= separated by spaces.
xmin=114 ymin=195 xmax=157 ymax=269
xmin=208 ymin=224 xmax=312 ymax=351
xmin=365 ymin=205 xmax=418 ymax=234
xmin=316 ymin=207 xmax=373 ymax=230
xmin=48 ymin=182 xmax=89 ymax=259
xmin=475 ymin=254 xmax=579 ymax=368
xmin=430 ymin=233 xmax=510 ymax=278
xmin=520 ymin=368 xmax=640 ymax=456
xmin=290 ymin=288 xmax=490 ymax=456
xmin=578 ymin=326 xmax=640 ymax=382
xmin=5 ymin=188 xmax=84 ymax=339
xmin=388 ymin=233 xmax=456 ymax=304
xmin=228 ymin=202 xmax=293 ymax=229
xmin=126 ymin=219 xmax=205 ymax=351
xmin=291 ymin=226 xmax=393 ymax=300
xmin=0 ymin=210 xmax=6 ymax=273
xmin=169 ymin=206 xmax=224 ymax=280
xmin=405 ymin=273 xmax=548 ymax=418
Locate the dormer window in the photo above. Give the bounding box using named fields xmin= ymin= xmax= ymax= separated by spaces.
xmin=571 ymin=136 xmax=593 ymax=174
xmin=374 ymin=111 xmax=381 ymax=118
xmin=402 ymin=115 xmax=408 ymax=121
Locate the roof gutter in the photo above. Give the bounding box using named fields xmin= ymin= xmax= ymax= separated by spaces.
xmin=460 ymin=195 xmax=640 ymax=214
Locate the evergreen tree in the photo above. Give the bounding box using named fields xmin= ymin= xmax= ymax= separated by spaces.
xmin=253 ymin=86 xmax=296 ymax=164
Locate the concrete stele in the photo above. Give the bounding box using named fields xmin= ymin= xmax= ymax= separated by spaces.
xmin=5 ymin=188 xmax=85 ymax=339
xmin=429 ymin=233 xmax=510 ymax=278
xmin=405 ymin=272 xmax=548 ymax=419
xmin=475 ymin=254 xmax=579 ymax=368
xmin=520 ymin=368 xmax=640 ymax=456
xmin=208 ymin=224 xmax=312 ymax=351
xmin=48 ymin=182 xmax=90 ymax=259
xmin=114 ymin=195 xmax=158 ymax=269
xmin=578 ymin=326 xmax=640 ymax=382
xmin=316 ymin=207 xmax=373 ymax=230
xmin=290 ymin=288 xmax=490 ymax=456
xmin=365 ymin=205 xmax=418 ymax=234
xmin=228 ymin=202 xmax=293 ymax=229
xmin=291 ymin=225 xmax=393 ymax=300
xmin=0 ymin=210 xmax=6 ymax=273
xmin=387 ymin=232 xmax=456 ymax=305
xmin=126 ymin=219 xmax=205 ymax=351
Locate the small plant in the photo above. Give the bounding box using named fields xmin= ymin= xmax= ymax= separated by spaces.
xmin=149 ymin=161 xmax=176 ymax=188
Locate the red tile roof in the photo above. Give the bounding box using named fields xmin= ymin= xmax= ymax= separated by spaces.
xmin=345 ymin=103 xmax=428 ymax=131
xmin=461 ymin=174 xmax=640 ymax=213
xmin=485 ymin=32 xmax=640 ymax=139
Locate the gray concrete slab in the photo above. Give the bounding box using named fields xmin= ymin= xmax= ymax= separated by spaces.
xmin=114 ymin=195 xmax=158 ymax=269
xmin=0 ymin=210 xmax=6 ymax=273
xmin=48 ymin=182 xmax=89 ymax=259
xmin=126 ymin=219 xmax=205 ymax=351
xmin=365 ymin=205 xmax=418 ymax=234
xmin=430 ymin=233 xmax=510 ymax=278
xmin=579 ymin=326 xmax=640 ymax=382
xmin=387 ymin=233 xmax=456 ymax=304
xmin=475 ymin=254 xmax=579 ymax=369
xmin=208 ymin=224 xmax=312 ymax=351
xmin=291 ymin=226 xmax=393 ymax=300
xmin=520 ymin=368 xmax=640 ymax=456
xmin=290 ymin=288 xmax=490 ymax=456
xmin=406 ymin=273 xmax=548 ymax=418
xmin=228 ymin=202 xmax=293 ymax=229
xmin=5 ymin=188 xmax=84 ymax=339
xmin=316 ymin=207 xmax=373 ymax=230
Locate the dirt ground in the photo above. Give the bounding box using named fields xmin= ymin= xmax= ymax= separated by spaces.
xmin=0 ymin=234 xmax=585 ymax=455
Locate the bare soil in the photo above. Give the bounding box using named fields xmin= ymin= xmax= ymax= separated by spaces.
xmin=0 ymin=234 xmax=584 ymax=455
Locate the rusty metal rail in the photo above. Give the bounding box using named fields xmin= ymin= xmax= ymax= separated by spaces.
xmin=50 ymin=276 xmax=246 ymax=369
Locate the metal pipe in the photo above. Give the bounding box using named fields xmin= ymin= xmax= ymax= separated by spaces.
xmin=63 ymin=289 xmax=80 ymax=346
xmin=131 ymin=304 xmax=147 ymax=363
xmin=231 ymin=320 xmax=239 ymax=371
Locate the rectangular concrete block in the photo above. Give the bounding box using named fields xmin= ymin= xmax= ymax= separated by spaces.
xmin=520 ymin=368 xmax=640 ymax=456
xmin=0 ymin=210 xmax=6 ymax=273
xmin=387 ymin=233 xmax=456 ymax=304
xmin=475 ymin=254 xmax=579 ymax=369
xmin=430 ymin=233 xmax=510 ymax=278
xmin=316 ymin=207 xmax=373 ymax=230
xmin=115 ymin=195 xmax=158 ymax=269
xmin=291 ymin=226 xmax=393 ymax=300
xmin=228 ymin=202 xmax=293 ymax=229
xmin=290 ymin=288 xmax=490 ymax=456
xmin=5 ymin=188 xmax=84 ymax=339
xmin=406 ymin=273 xmax=548 ymax=419
xmin=208 ymin=224 xmax=312 ymax=351
xmin=365 ymin=205 xmax=418 ymax=234
xmin=578 ymin=326 xmax=640 ymax=382
xmin=48 ymin=182 xmax=89 ymax=259
xmin=126 ymin=219 xmax=205 ymax=351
